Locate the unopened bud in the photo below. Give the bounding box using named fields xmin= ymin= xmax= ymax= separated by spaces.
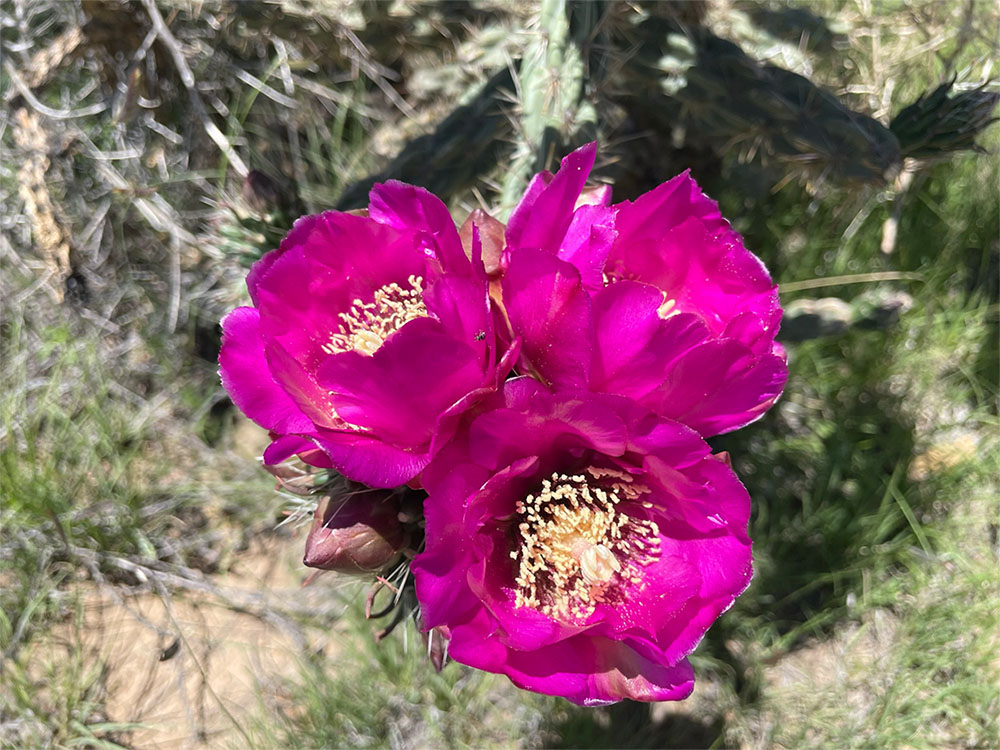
xmin=459 ymin=209 xmax=507 ymax=277
xmin=303 ymin=490 xmax=406 ymax=573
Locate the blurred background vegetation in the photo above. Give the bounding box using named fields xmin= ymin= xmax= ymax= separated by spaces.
xmin=1 ymin=0 xmax=997 ymax=748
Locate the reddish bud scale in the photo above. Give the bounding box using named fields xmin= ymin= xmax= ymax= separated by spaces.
xmin=459 ymin=208 xmax=506 ymax=277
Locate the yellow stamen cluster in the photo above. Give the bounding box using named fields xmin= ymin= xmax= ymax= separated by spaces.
xmin=511 ymin=468 xmax=661 ymax=623
xmin=323 ymin=275 xmax=426 ymax=356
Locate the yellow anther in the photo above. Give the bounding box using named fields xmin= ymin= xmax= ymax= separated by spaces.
xmin=323 ymin=275 xmax=426 ymax=357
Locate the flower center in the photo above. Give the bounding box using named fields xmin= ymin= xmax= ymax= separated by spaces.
xmin=511 ymin=468 xmax=661 ymax=623
xmin=323 ymin=275 xmax=426 ymax=356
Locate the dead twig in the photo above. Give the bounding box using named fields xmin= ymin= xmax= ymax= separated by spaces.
xmin=339 ymin=25 xmax=416 ymax=119
xmin=147 ymin=573 xmax=255 ymax=746
xmin=233 ymin=68 xmax=298 ymax=109
xmin=139 ymin=0 xmax=249 ymax=178
xmin=167 ymin=233 xmax=181 ymax=333
xmin=60 ymin=540 xmax=335 ymax=630
xmin=4 ymin=62 xmax=107 ymax=119
xmin=69 ymin=129 xmax=199 ymax=248
xmin=779 ymin=271 xmax=925 ymax=294
xmin=880 ymin=159 xmax=920 ymax=254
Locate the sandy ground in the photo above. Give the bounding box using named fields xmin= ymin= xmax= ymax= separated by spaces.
xmin=29 ymin=534 xmax=339 ymax=749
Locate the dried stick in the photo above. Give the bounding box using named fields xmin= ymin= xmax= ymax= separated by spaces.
xmin=4 ymin=61 xmax=107 ymax=119
xmin=139 ymin=0 xmax=249 ymax=178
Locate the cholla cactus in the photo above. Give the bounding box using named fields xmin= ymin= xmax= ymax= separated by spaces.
xmin=781 ymin=290 xmax=914 ymax=342
xmin=890 ymin=80 xmax=999 ymax=160
xmin=498 ymin=0 xmax=597 ymax=213
xmin=619 ymin=19 xmax=903 ymax=186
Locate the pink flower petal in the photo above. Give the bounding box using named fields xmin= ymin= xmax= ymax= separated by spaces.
xmin=447 ymin=623 xmax=696 ymax=705
xmin=644 ymin=341 xmax=789 ymax=435
xmin=612 ymin=170 xmax=727 ymax=243
xmin=317 ymin=318 xmax=487 ymax=448
xmin=468 ymin=381 xmax=627 ymax=470
xmin=609 ymin=215 xmax=777 ymax=339
xmin=590 ymin=281 xmax=709 ymax=401
xmin=219 ymin=307 xmax=315 ymax=434
xmin=557 ymin=203 xmax=616 ymax=291
xmin=262 ymin=434 xmax=334 ymax=468
xmin=423 ymin=274 xmax=493 ymax=371
xmin=310 ymin=429 xmax=430 ymax=488
xmin=502 ymin=249 xmax=593 ymax=389
xmin=368 ymin=180 xmax=469 ymax=275
xmin=506 ymin=142 xmax=597 ymax=254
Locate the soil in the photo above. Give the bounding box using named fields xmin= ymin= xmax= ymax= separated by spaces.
xmin=30 ymin=534 xmax=338 ymax=749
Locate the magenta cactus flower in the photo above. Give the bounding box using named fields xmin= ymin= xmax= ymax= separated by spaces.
xmin=219 ymin=181 xmax=513 ymax=488
xmin=219 ymin=143 xmax=785 ymax=705
xmin=500 ymin=143 xmax=788 ymax=436
xmin=412 ymin=379 xmax=753 ymax=705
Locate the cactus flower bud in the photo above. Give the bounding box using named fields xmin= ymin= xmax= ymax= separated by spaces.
xmin=459 ymin=208 xmax=506 ymax=277
xmin=303 ymin=490 xmax=407 ymax=573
